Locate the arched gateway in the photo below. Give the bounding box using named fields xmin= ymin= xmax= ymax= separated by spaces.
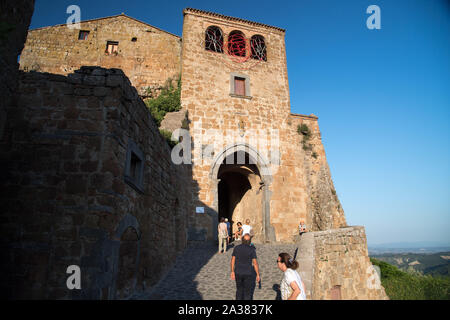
xmin=209 ymin=143 xmax=276 ymax=243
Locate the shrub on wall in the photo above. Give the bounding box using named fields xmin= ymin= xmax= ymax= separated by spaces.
xmin=145 ymin=75 xmax=181 ymax=127
xmin=297 ymin=123 xmax=314 ymax=152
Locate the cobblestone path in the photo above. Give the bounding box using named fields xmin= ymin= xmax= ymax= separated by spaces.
xmin=133 ymin=241 xmax=299 ymax=300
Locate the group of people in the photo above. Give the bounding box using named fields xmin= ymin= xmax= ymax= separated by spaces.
xmin=217 ymin=218 xmax=254 ymax=254
xmin=218 ymin=217 xmax=307 ymax=300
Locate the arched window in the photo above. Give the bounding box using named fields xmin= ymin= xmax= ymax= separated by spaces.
xmin=228 ymin=30 xmax=247 ymax=57
xmin=250 ymin=35 xmax=267 ymax=61
xmin=205 ymin=26 xmax=224 ymax=53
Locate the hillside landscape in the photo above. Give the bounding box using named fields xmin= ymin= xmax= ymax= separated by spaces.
xmin=370 ymin=251 xmax=450 ymax=300
xmin=370 ymin=251 xmax=450 ymax=277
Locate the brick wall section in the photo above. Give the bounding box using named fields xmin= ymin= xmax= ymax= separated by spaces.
xmin=19 ymin=15 xmax=182 ymax=97
xmin=307 ymin=227 xmax=388 ymax=300
xmin=0 ymin=67 xmax=194 ymax=299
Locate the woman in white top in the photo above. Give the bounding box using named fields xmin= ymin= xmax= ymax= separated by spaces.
xmin=277 ymin=252 xmax=307 ymax=300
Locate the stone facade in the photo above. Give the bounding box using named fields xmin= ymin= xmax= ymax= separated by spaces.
xmin=0 ymin=67 xmax=195 ymax=299
xmin=19 ymin=14 xmax=182 ymax=97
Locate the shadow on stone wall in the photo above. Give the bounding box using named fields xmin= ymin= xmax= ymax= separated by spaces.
xmin=0 ymin=67 xmax=218 ymax=300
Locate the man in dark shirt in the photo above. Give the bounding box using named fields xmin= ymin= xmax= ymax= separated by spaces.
xmin=230 ymin=234 xmax=260 ymax=300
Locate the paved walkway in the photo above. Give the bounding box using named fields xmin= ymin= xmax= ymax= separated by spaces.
xmin=133 ymin=241 xmax=299 ymax=300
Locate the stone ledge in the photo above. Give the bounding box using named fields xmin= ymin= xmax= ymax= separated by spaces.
xmin=289 ymin=113 xmax=319 ymax=120
xmin=310 ymin=226 xmax=365 ymax=238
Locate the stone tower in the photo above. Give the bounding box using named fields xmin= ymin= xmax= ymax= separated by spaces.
xmin=180 ymin=8 xmax=346 ymax=243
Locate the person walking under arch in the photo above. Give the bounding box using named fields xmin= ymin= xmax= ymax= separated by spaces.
xmin=225 ymin=218 xmax=231 ymax=245
xmin=218 ymin=217 xmax=228 ymax=254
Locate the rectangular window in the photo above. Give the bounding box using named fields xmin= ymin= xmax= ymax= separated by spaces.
xmin=230 ymin=73 xmax=251 ymax=98
xmin=129 ymin=153 xmax=140 ymax=181
xmin=234 ymin=77 xmax=246 ymax=96
xmin=124 ymin=140 xmax=145 ymax=193
xmin=106 ymin=41 xmax=119 ymax=54
xmin=78 ymin=30 xmax=90 ymax=40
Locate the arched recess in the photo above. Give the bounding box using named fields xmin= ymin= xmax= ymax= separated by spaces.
xmin=209 ymin=143 xmax=276 ymax=243
xmin=227 ymin=30 xmax=247 ymax=57
xmin=205 ymin=26 xmax=224 ymax=53
xmin=250 ymin=34 xmax=267 ymax=61
xmin=111 ymin=214 xmax=141 ymax=299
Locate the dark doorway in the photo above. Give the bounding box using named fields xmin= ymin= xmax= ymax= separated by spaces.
xmin=217 ymin=152 xmax=263 ymax=239
xmin=115 ymin=226 xmax=139 ymax=299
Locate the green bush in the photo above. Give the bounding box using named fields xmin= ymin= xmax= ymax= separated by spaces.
xmin=145 ymin=76 xmax=181 ymax=127
xmin=159 ymin=129 xmax=178 ymax=148
xmin=371 ymin=258 xmax=450 ymax=300
xmin=297 ymin=123 xmax=311 ymax=138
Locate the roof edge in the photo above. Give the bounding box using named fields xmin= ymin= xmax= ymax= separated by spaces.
xmin=183 ymin=8 xmax=285 ymax=33
xmin=28 ymin=13 xmax=181 ymax=39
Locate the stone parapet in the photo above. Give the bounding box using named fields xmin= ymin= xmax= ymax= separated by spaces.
xmin=296 ymin=227 xmax=388 ymax=300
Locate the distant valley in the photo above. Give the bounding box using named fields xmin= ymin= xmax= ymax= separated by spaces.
xmin=370 ymin=251 xmax=450 ymax=277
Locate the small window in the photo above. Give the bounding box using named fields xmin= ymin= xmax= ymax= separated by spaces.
xmin=131 ymin=37 xmax=137 ymax=42
xmin=129 ymin=153 xmax=140 ymax=181
xmin=106 ymin=41 xmax=119 ymax=55
xmin=230 ymin=73 xmax=251 ymax=98
xmin=124 ymin=140 xmax=144 ymax=193
xmin=78 ymin=30 xmax=90 ymax=40
xmin=234 ymin=77 xmax=246 ymax=96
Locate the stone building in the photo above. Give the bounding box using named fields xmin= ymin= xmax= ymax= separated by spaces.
xmin=19 ymin=13 xmax=182 ymax=97
xmin=1 ymin=3 xmax=388 ymax=299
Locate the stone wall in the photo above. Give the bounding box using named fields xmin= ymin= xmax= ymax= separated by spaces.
xmin=19 ymin=14 xmax=182 ymax=97
xmin=0 ymin=67 xmax=195 ymax=299
xmin=297 ymin=227 xmax=388 ymax=300
xmin=0 ymin=0 xmax=35 ymax=141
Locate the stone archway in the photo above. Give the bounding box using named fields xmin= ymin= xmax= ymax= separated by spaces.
xmin=111 ymin=214 xmax=141 ymax=300
xmin=115 ymin=226 xmax=139 ymax=299
xmin=210 ymin=143 xmax=276 ymax=243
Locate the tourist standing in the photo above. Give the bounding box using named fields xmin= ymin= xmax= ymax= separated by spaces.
xmin=218 ymin=217 xmax=228 ymax=254
xmin=225 ymin=218 xmax=231 ymax=244
xmin=277 ymin=252 xmax=306 ymax=300
xmin=298 ymin=220 xmax=307 ymax=236
xmin=230 ymin=234 xmax=260 ymax=300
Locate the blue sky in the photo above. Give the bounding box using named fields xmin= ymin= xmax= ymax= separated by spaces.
xmin=29 ymin=0 xmax=450 ymax=246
